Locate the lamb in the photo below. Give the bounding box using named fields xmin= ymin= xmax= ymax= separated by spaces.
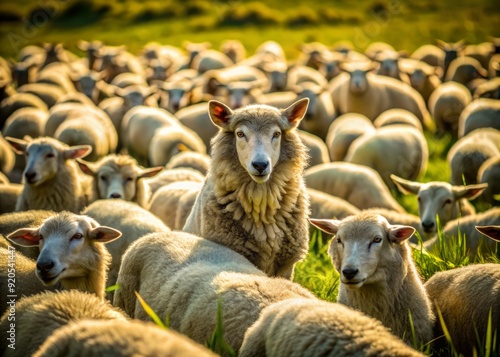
xmin=373 ymin=109 xmax=423 ymax=132
xmin=6 ymin=136 xmax=92 ymax=212
xmin=1 ymin=93 xmax=48 ymax=127
xmin=77 ymin=154 xmax=163 ymax=208
xmin=458 ymin=98 xmax=500 ymax=137
xmin=0 ymin=291 xmax=126 ymax=357
xmin=424 ymin=263 xmax=500 ymax=356
xmin=310 ymin=214 xmax=435 ymax=345
xmin=183 ymin=99 xmax=311 ymax=279
xmin=144 ymin=167 xmax=205 ymax=197
xmin=165 ymin=151 xmax=211 ymax=175
xmin=444 ymin=56 xmax=488 ymax=86
xmin=33 ymin=319 xmax=217 ymax=357
xmin=428 ymin=82 xmax=471 ymax=134
xmin=305 ymin=162 xmax=405 ymax=212
xmin=6 ymin=212 xmax=122 ymax=299
xmin=240 ymin=298 xmax=425 ymax=357
xmin=298 ymin=130 xmax=330 ymax=169
xmin=113 ymin=231 xmax=315 ymax=352
xmin=391 ymin=175 xmax=486 ymax=235
xmin=447 ymin=128 xmax=500 ymax=185
xmin=345 ymin=125 xmax=428 ymax=189
xmin=329 ymin=62 xmax=433 ymax=129
xmin=478 ymin=156 xmax=500 ymax=204
xmin=325 ymin=113 xmax=375 ymax=161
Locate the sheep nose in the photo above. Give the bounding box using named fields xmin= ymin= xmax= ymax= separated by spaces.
xmin=342 ymin=268 xmax=359 ymax=280
xmin=25 ymin=172 xmax=36 ymax=182
xmin=422 ymin=221 xmax=435 ymax=231
xmin=110 ymin=193 xmax=122 ymax=199
xmin=252 ymin=161 xmax=269 ymax=174
xmin=37 ymin=260 xmax=55 ymax=274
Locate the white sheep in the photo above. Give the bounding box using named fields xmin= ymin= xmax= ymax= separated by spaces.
xmin=391 ymin=174 xmax=487 ymax=236
xmin=325 ymin=113 xmax=375 ymax=161
xmin=298 ymin=130 xmax=330 ymax=169
xmin=6 ymin=212 xmax=122 ymax=299
xmin=458 ymin=98 xmax=500 ymax=138
xmin=428 ymin=82 xmax=471 ymax=134
xmin=305 ymin=162 xmax=406 ymax=212
xmin=176 ymin=102 xmax=218 ymax=151
xmin=1 ymin=93 xmax=47 ymax=123
xmin=240 ymin=298 xmax=425 ymax=357
xmin=478 ymin=155 xmax=500 ymax=204
xmin=6 ymin=136 xmax=92 ymax=212
xmin=400 ymin=58 xmax=441 ymax=104
xmin=436 ymin=39 xmax=465 ymax=80
xmin=77 ymin=154 xmax=163 ymax=208
xmin=473 ymin=77 xmax=500 ymax=100
xmin=0 ymin=183 xmax=22 ymax=214
xmin=361 ymin=208 xmax=426 ymax=243
xmin=445 ymin=56 xmax=488 ymax=86
xmin=424 ymin=263 xmax=500 ymax=356
xmin=345 ymin=125 xmax=428 ymax=189
xmin=17 ymin=83 xmax=65 ymax=108
xmin=0 ymin=133 xmax=14 ymax=177
xmin=308 ymin=188 xmax=359 ymax=221
xmin=373 ymin=108 xmax=423 ymax=132
xmin=144 ymin=167 xmax=205 ymax=198
xmin=33 ymin=319 xmax=217 ymax=357
xmin=0 ymin=290 xmax=126 ymax=357
xmin=165 ymin=151 xmax=211 ymax=175
xmin=113 ymin=231 xmax=315 ymax=352
xmin=374 ymin=49 xmax=411 ymax=84
xmin=220 ymin=39 xmax=246 ymax=63
xmin=310 ymin=214 xmax=435 ymax=345
xmin=183 ymin=99 xmax=311 ymax=279
xmin=191 ymin=49 xmax=233 ymax=74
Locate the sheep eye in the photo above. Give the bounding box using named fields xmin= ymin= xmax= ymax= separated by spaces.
xmin=417 ymin=197 xmax=422 ymax=202
xmin=336 ymin=237 xmax=342 ymax=244
xmin=373 ymin=237 xmax=382 ymax=243
xmin=100 ymin=175 xmax=107 ymax=182
xmin=46 ymin=153 xmax=55 ymax=158
xmin=236 ymin=131 xmax=245 ymax=138
xmin=71 ymin=233 xmax=83 ymax=240
xmin=273 ymin=131 xmax=281 ymax=138
xmin=38 ymin=234 xmax=43 ymax=240
xmin=126 ymin=177 xmax=134 ymax=182
xmin=443 ymin=199 xmax=452 ymax=206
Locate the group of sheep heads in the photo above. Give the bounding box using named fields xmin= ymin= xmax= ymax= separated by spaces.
xmin=6 ymin=214 xmax=121 ymax=286
xmin=207 ymin=97 xmax=309 ymax=184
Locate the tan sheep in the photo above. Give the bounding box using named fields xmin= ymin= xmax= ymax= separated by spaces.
xmin=478 ymin=155 xmax=500 ymax=204
xmin=308 ymin=188 xmax=359 ymax=220
xmin=428 ymin=82 xmax=471 ymax=135
xmin=144 ymin=167 xmax=205 ymax=198
xmin=17 ymin=83 xmax=65 ymax=108
xmin=374 ymin=49 xmax=411 ymax=84
xmin=305 ymin=162 xmax=405 ymax=212
xmin=240 ymin=298 xmax=425 ymax=357
xmin=298 ymin=130 xmax=330 ymax=169
xmin=165 ymin=151 xmax=211 ymax=175
xmin=0 ymin=133 xmax=15 ymax=177
xmin=113 ymin=231 xmax=315 ymax=352
xmin=373 ymin=108 xmax=423 ymax=132
xmin=458 ymin=98 xmax=500 ymax=138
xmin=220 ymin=39 xmax=246 ymax=63
xmin=176 ymin=102 xmax=218 ymax=151
xmin=1 ymin=93 xmax=47 ymax=124
xmin=400 ymin=59 xmax=441 ymax=104
xmin=310 ymin=214 xmax=435 ymax=345
xmin=361 ymin=208 xmax=426 ymax=243
xmin=183 ymin=99 xmax=311 ymax=279
xmin=445 ymin=56 xmax=488 ymax=86
xmin=436 ymin=39 xmax=465 ymax=80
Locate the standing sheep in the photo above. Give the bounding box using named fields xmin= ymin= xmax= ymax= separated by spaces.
xmin=373 ymin=109 xmax=423 ymax=132
xmin=0 ymin=183 xmax=22 ymax=214
xmin=176 ymin=102 xmax=219 ymax=150
xmin=183 ymin=99 xmax=311 ymax=279
xmin=298 ymin=130 xmax=330 ymax=169
xmin=436 ymin=39 xmax=464 ymax=80
xmin=478 ymin=156 xmax=500 ymax=205
xmin=428 ymin=82 xmax=471 ymax=135
xmin=310 ymin=214 xmax=435 ymax=346
xmin=165 ymin=151 xmax=211 ymax=175
xmin=445 ymin=56 xmax=488 ymax=86
xmin=0 ymin=133 xmax=14 ymax=177
xmin=458 ymin=98 xmax=500 ymax=138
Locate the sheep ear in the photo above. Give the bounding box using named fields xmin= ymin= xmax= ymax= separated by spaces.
xmin=388 ymin=225 xmax=415 ymax=243
xmin=209 ymin=100 xmax=233 ymax=128
xmin=436 ymin=39 xmax=448 ymax=49
xmin=309 ymin=218 xmax=340 ymax=235
xmin=77 ymin=40 xmax=89 ymax=51
xmin=282 ymin=98 xmax=309 ymax=130
xmin=77 ymin=160 xmax=95 ymax=176
xmin=64 ymin=145 xmax=92 ymax=160
xmin=89 ymin=226 xmax=122 ymax=243
xmin=452 ymin=183 xmax=488 ymax=200
xmin=5 ymin=136 xmax=28 ymax=154
xmin=390 ymin=175 xmax=421 ymax=195
xmin=6 ymin=228 xmax=41 ymax=247
xmin=138 ymin=166 xmax=163 ymax=179
xmin=177 ymin=143 xmax=190 ymax=152
xmin=475 ymin=226 xmax=500 ymax=242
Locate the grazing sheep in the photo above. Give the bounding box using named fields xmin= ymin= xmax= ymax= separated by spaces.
xmin=345 ymin=125 xmax=428 ymax=189
xmin=176 ymin=102 xmax=218 ymax=150
xmin=305 ymin=162 xmax=405 ymax=212
xmin=447 ymin=128 xmax=500 ymax=185
xmin=330 ymin=62 xmax=432 ymax=129
xmin=373 ymin=109 xmax=423 ymax=132
xmin=307 ymin=188 xmax=359 ymax=220
xmin=0 ymin=291 xmax=126 ymax=357
xmin=436 ymin=39 xmax=464 ymax=80
xmin=364 ymin=42 xmax=396 ymax=60
xmin=428 ymin=82 xmax=472 ymax=134
xmin=474 ymin=77 xmax=500 ymax=100
xmin=325 ymin=113 xmax=375 ymax=161
xmin=77 ymin=154 xmax=163 ymax=208
xmin=478 ymin=156 xmax=500 ymax=205
xmin=458 ymin=98 xmax=500 ymax=138
xmin=298 ymin=130 xmax=330 ymax=169
xmin=17 ymin=83 xmax=65 ymax=108
xmin=191 ymin=49 xmax=233 ymax=74
xmin=165 ymin=151 xmax=211 ymax=175
xmin=220 ymin=39 xmax=246 ymax=64
xmin=6 ymin=212 xmax=122 ymax=299
xmin=77 ymin=40 xmax=103 ymax=70
xmin=114 ymin=231 xmax=315 ymax=352
xmin=81 ymin=199 xmax=170 ymax=299
xmin=144 ymin=168 xmax=205 ymax=197
xmin=445 ymin=56 xmax=488 ymax=86
xmin=6 ymin=136 xmax=92 ymax=212
xmin=361 ymin=208 xmax=426 ymax=243
xmin=425 ymin=263 xmax=500 ymax=356
xmin=0 ymin=133 xmax=15 ymax=176
xmin=0 ymin=183 xmax=22 ymax=214
xmin=240 ymin=298 xmax=425 ymax=357
xmin=33 ymin=319 xmax=217 ymax=357
xmin=464 ymin=42 xmax=494 ymax=69
xmin=1 ymin=93 xmax=48 ymax=127
xmin=183 ymin=99 xmax=311 ymax=279
xmin=310 ymin=214 xmax=435 ymax=345
xmin=391 ymin=175 xmax=486 ymax=235
xmin=95 ymin=46 xmax=144 ymax=82
xmin=401 ymin=59 xmax=441 ymax=103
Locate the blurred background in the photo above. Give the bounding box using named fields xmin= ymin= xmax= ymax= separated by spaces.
xmin=0 ymin=0 xmax=499 ymax=57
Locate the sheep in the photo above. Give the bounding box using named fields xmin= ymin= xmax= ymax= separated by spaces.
xmin=424 ymin=263 xmax=500 ymax=356
xmin=425 ymin=207 xmax=500 ymax=259
xmin=401 ymin=60 xmax=441 ymax=104
xmin=298 ymin=130 xmax=330 ymax=169
xmin=391 ymin=175 xmax=487 ymax=235
xmin=216 ymin=80 xmax=266 ymax=110
xmin=305 ymin=162 xmax=405 ymax=212
xmin=95 ymin=46 xmax=144 ymax=82
xmin=464 ymin=42 xmax=494 ymax=69
xmin=183 ymin=99 xmax=311 ymax=279
xmin=36 ymin=69 xmax=76 ymax=94
xmin=6 ymin=212 xmax=122 ymax=299
xmin=489 ymin=53 xmax=500 ymax=78
xmin=157 ymin=79 xmax=194 ymax=113
xmin=428 ymin=82 xmax=472 ymax=134
xmin=364 ymin=42 xmax=396 ymax=60
xmin=1 ymin=93 xmax=47 ymax=129
xmin=176 ymin=102 xmax=218 ymax=150
xmin=149 ymin=181 xmax=203 ymax=229
xmin=0 ymin=183 xmax=22 ymax=214
xmin=113 ymin=231 xmax=315 ymax=352
xmin=191 ymin=49 xmax=233 ymax=74
xmin=445 ymin=56 xmax=488 ymax=86
xmin=458 ymin=98 xmax=500 ymax=137
xmin=144 ymin=167 xmax=205 ymax=197
xmin=287 ymin=65 xmax=327 ymax=88
xmin=411 ymin=44 xmax=444 ymax=68
xmin=77 ymin=40 xmax=103 ymax=70
xmin=6 ymin=136 xmax=92 ymax=212
xmin=373 ymin=109 xmax=423 ymax=132
xmin=310 ymin=214 xmax=435 ymax=345
xmin=447 ymin=128 xmax=500 ymax=185
xmin=474 ymin=77 xmax=500 ymax=100
xmin=81 ymin=199 xmax=170 ymax=299
xmin=325 ymin=113 xmax=375 ymax=161
xmin=330 ymin=62 xmax=433 ymax=129
xmin=33 ymin=319 xmax=217 ymax=357
xmin=77 ymin=154 xmax=163 ymax=208
xmin=436 ymin=39 xmax=465 ymax=80
xmin=240 ymin=298 xmax=425 ymax=357
xmin=308 ymin=188 xmax=359 ymax=220
xmin=70 ymin=70 xmax=105 ymax=104
xmin=110 ymin=72 xmax=147 ymax=88
xmin=478 ymin=155 xmax=500 ymax=204
xmin=0 ymin=172 xmax=8 ymax=184
xmin=345 ymin=125 xmax=428 ymax=189
xmin=17 ymin=83 xmax=66 ymax=108
xmin=220 ymin=39 xmax=246 ymax=63
xmin=374 ymin=49 xmax=411 ymax=84
xmin=0 ymin=133 xmax=15 ymax=176
xmin=165 ymin=151 xmax=211 ymax=175
xmin=0 ymin=290 xmax=126 ymax=357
